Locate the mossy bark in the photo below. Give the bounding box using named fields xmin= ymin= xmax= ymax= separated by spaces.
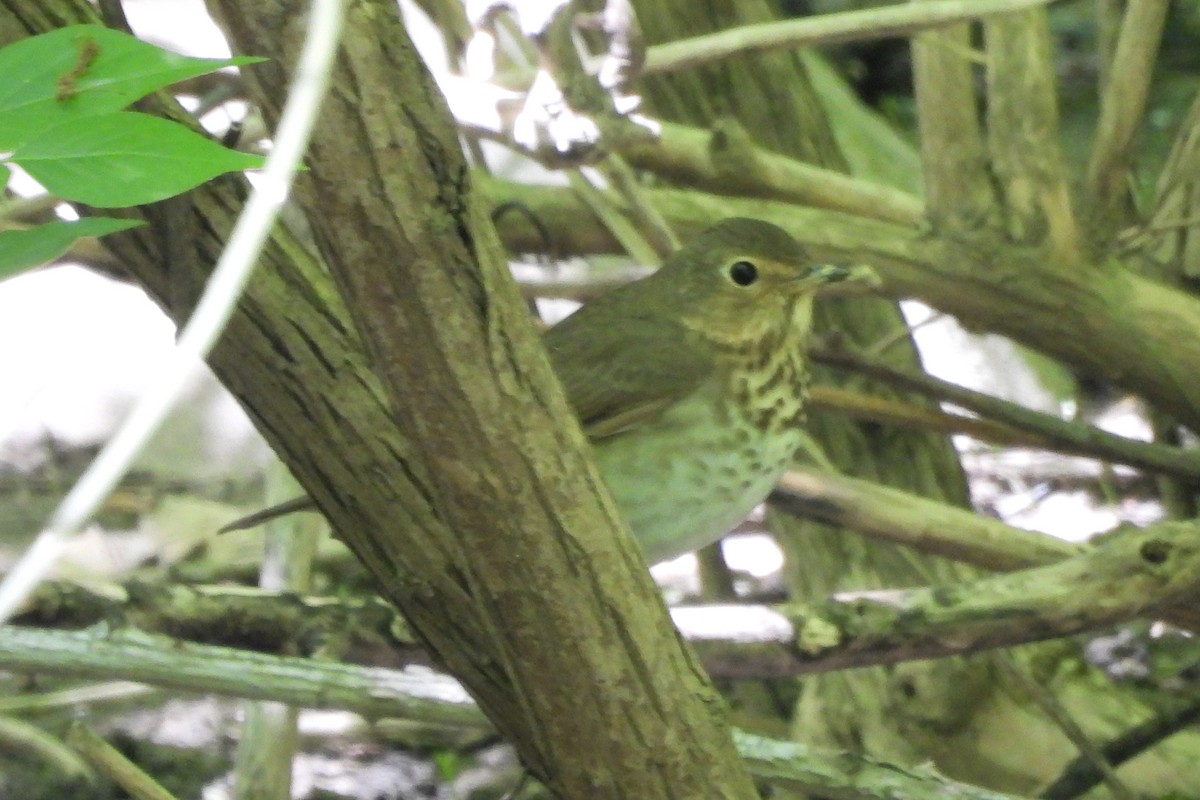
xmin=1 ymin=2 xmax=762 ymax=797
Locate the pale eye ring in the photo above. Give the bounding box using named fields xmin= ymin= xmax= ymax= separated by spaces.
xmin=728 ymin=260 xmax=758 ymax=286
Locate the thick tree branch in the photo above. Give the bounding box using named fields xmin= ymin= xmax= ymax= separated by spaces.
xmin=679 ymin=521 xmax=1200 ymax=678
xmin=0 ymin=624 xmax=1036 ymax=800
xmin=202 ymin=1 xmax=758 ymax=797
xmin=484 ymin=178 xmax=1200 ymax=433
xmin=10 ymin=515 xmax=1199 ymax=685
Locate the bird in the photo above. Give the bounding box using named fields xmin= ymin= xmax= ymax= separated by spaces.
xmin=222 ymin=218 xmax=854 ymax=564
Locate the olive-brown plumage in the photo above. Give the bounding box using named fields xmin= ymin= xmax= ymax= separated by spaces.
xmin=545 ymin=218 xmax=847 ymax=562
xmin=222 ymin=219 xmax=849 ymax=563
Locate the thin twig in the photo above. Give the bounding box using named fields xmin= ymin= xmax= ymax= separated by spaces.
xmin=568 ymin=170 xmax=661 ymax=266
xmin=444 ymin=79 xmax=926 ymax=226
xmin=0 ymin=716 xmax=96 ymax=785
xmin=66 ymin=723 xmax=180 ymax=800
xmin=1041 ymin=696 xmax=1200 ymax=799
xmin=997 ymin=659 xmax=1136 ymax=800
xmin=808 ymin=385 xmax=1046 ymax=448
xmin=233 ymin=466 xmax=322 ymax=800
xmin=642 ymin=0 xmax=1056 ymax=76
xmin=811 ymin=345 xmax=1200 ymax=482
xmin=595 ymin=153 xmax=680 ymax=256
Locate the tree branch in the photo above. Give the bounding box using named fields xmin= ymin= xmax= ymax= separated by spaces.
xmin=984 ymin=7 xmax=1081 ymax=260
xmin=0 ymin=623 xmax=1035 ymax=800
xmin=8 ymin=514 xmax=1198 ymax=689
xmin=771 ymin=466 xmax=1079 ymax=571
xmin=811 ymin=345 xmax=1200 ymax=482
xmin=679 ymin=521 xmax=1200 ymax=678
xmin=0 ymin=624 xmax=489 ymax=727
xmin=809 ymin=385 xmax=1045 ymax=446
xmin=442 ymin=78 xmax=926 ymax=226
xmin=483 ymin=177 xmax=1200 ymax=433
xmin=910 ymin=6 xmax=996 ymax=228
xmin=1085 ymin=0 xmax=1170 ymax=229
xmin=203 ymin=1 xmax=759 ymax=796
xmin=643 ymin=0 xmax=1055 ymax=77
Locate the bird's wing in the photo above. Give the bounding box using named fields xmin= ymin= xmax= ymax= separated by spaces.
xmin=543 ymin=310 xmax=715 ymax=440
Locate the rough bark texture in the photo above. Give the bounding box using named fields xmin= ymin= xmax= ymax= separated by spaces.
xmin=7 ymin=0 xmax=1200 ymax=795
xmin=2 ymin=2 xmax=761 ymax=797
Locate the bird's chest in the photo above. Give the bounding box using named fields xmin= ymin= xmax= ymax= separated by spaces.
xmin=720 ymin=333 xmax=810 ymax=436
xmin=592 ymin=347 xmax=808 ymax=564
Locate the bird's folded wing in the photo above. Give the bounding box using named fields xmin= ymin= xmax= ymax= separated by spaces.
xmin=543 ymin=312 xmax=714 ymax=440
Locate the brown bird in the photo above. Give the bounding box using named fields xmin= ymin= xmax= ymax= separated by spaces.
xmin=223 ymin=218 xmax=853 ymax=563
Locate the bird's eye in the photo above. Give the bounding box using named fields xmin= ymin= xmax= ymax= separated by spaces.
xmin=728 ymin=260 xmax=758 ymax=286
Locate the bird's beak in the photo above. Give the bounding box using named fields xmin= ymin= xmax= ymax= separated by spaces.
xmin=811 ymin=264 xmax=850 ymax=284
xmin=801 ymin=263 xmax=881 ymax=289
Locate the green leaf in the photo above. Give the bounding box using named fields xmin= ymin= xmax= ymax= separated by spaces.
xmin=0 ymin=217 xmax=143 ymax=280
xmin=10 ymin=111 xmax=264 ymax=207
xmin=0 ymin=24 xmax=263 ymax=151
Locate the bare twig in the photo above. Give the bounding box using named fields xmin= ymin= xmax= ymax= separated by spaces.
xmin=773 ymin=466 xmax=1080 ymax=572
xmin=997 ymin=659 xmax=1135 ymax=800
xmin=567 ymin=168 xmax=662 ymax=266
xmin=233 ymin=467 xmax=322 ymax=800
xmin=444 ymin=83 xmax=927 ymax=225
xmin=0 ymin=716 xmax=95 ymax=786
xmin=809 ymin=385 xmax=1045 ymax=447
xmin=643 ymin=0 xmax=1056 ymax=76
xmin=594 ymin=153 xmax=680 ymax=256
xmin=1142 ymin=92 xmax=1200 ymax=280
xmin=811 ymin=345 xmax=1200 ymax=483
xmin=66 ymin=723 xmax=180 ymax=800
xmin=1041 ymin=697 xmax=1200 ymax=799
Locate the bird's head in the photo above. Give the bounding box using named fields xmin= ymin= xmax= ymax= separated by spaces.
xmin=654 ymin=218 xmax=849 ymax=345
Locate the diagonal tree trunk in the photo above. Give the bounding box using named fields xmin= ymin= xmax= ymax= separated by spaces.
xmin=1 ymin=2 xmax=760 ymax=797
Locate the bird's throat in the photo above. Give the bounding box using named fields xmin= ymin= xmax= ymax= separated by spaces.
xmin=712 ymin=296 xmax=813 ymax=435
